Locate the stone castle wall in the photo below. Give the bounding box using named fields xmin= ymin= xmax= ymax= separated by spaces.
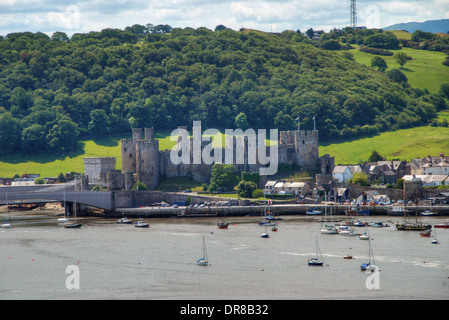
xmin=117 ymin=127 xmax=321 ymax=190
xmin=83 ymin=157 xmax=117 ymax=185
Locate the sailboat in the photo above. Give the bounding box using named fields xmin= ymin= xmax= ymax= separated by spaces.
xmin=308 ymin=235 xmax=324 ymax=266
xmin=1 ymin=192 xmax=12 ymax=229
xmin=396 ymin=191 xmax=431 ymax=231
xmin=359 ymin=226 xmax=370 ymax=240
xmin=260 ymin=226 xmax=270 ymax=238
xmin=196 ymin=235 xmax=209 ymax=266
xmin=57 ymin=189 xmax=69 ymax=223
xmin=431 ymin=227 xmax=439 ymax=244
xmin=360 ymin=232 xmax=377 ymax=271
xmin=258 ymin=202 xmax=276 ymax=226
xmin=64 ymin=200 xmax=82 ymax=229
xmin=320 ymin=192 xmax=337 ymax=234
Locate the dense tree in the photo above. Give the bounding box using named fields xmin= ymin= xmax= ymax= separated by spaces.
xmin=350 ymin=172 xmax=369 ymax=186
xmin=0 ymin=25 xmax=444 ymax=155
xmin=411 ymin=30 xmax=436 ymax=43
xmin=88 ymin=109 xmax=110 ymax=135
xmin=0 ymin=112 xmax=22 ymax=153
xmin=235 ymin=112 xmax=249 ymax=130
xmin=210 ymin=163 xmax=239 ymax=191
xmin=237 ymin=180 xmax=257 ymax=198
xmin=364 ymin=32 xmax=399 ymax=50
xmin=439 ymin=83 xmax=449 ymax=100
xmin=21 ymin=124 xmax=47 ymax=152
xmin=371 ymin=56 xmax=388 ymax=72
xmin=386 ymin=69 xmax=408 ymax=84
xmin=368 ymin=150 xmax=384 ymax=162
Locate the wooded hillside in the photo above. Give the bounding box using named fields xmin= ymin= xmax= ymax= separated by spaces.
xmin=0 ymin=26 xmax=446 ymax=154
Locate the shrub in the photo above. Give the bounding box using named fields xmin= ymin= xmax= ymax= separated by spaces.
xmin=359 ymin=45 xmax=394 ymax=56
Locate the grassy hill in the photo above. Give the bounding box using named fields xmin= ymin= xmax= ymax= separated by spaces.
xmin=1 ymin=28 xmax=449 ymax=179
xmin=346 ymin=45 xmax=449 ymax=93
xmin=320 ymin=111 xmax=449 ymax=164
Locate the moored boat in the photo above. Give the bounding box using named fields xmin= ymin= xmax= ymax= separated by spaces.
xmin=135 ymin=220 xmax=149 ymax=228
xmin=308 ymin=235 xmax=324 ymax=266
xmin=361 ymin=232 xmax=378 ymax=272
xmin=320 ymin=225 xmax=338 ymax=234
xmin=370 ymin=222 xmax=388 ymax=228
xmin=197 ymin=235 xmax=209 ymax=266
xmin=64 ymin=221 xmax=82 ymax=229
xmin=1 ymin=220 xmax=12 ymax=228
xmin=434 ymin=221 xmax=449 ymax=229
xmin=396 ymin=223 xmax=431 ymax=231
xmin=359 ymin=233 xmax=370 ymax=240
xmin=420 ymin=210 xmax=437 ymax=216
xmin=420 ymin=229 xmax=431 ymax=237
xmin=217 ymin=221 xmax=229 ymax=229
xmin=306 ymin=209 xmax=322 ymax=215
xmin=352 ymin=220 xmax=366 ymax=227
xmin=117 ymin=216 xmax=133 ymax=224
xmin=389 ymin=206 xmax=412 ymax=216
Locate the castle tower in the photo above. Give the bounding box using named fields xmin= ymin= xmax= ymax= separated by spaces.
xmin=278 ymin=129 xmax=319 ymax=170
xmin=136 ymin=127 xmax=160 ymax=190
xmin=294 ymin=130 xmax=319 ymax=168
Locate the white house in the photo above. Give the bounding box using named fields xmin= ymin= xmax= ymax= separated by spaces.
xmin=403 ymin=175 xmax=449 ymax=187
xmin=264 ymin=181 xmax=277 ymax=194
xmin=264 ymin=180 xmax=310 ymax=196
xmin=356 ymin=191 xmax=391 ymax=205
xmin=332 ymin=165 xmax=353 ymax=182
xmin=421 ymin=162 xmax=449 ymax=176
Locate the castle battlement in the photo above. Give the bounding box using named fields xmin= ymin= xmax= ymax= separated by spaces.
xmin=120 ymin=127 xmax=320 ymax=189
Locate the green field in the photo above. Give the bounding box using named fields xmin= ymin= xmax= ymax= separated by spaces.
xmin=320 ymin=111 xmax=449 ymax=164
xmin=2 ymin=112 xmax=449 ymax=177
xmin=346 ymin=45 xmax=449 ymax=93
xmin=0 ymin=135 xmax=124 ymax=178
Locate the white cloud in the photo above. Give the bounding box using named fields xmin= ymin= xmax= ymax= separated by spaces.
xmin=0 ymin=0 xmax=447 ymax=36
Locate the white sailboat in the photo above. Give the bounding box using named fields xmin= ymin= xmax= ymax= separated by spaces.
xmin=431 ymin=227 xmax=439 ymax=244
xmin=1 ymin=192 xmax=12 ymax=229
xmin=308 ymin=235 xmax=324 ymax=266
xmin=57 ymin=189 xmax=69 ymax=223
xmin=64 ymin=200 xmax=82 ymax=229
xmin=361 ymin=231 xmax=377 ymax=272
xmin=320 ymin=192 xmax=337 ymax=234
xmin=196 ymin=235 xmax=209 ymax=266
xmin=359 ymin=226 xmax=370 ymax=240
xmin=260 ymin=226 xmax=270 ymax=238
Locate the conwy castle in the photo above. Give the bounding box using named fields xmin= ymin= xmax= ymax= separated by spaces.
xmin=84 ymin=126 xmax=333 ymax=190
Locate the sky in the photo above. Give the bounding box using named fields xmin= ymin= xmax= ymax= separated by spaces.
xmin=0 ymin=0 xmax=448 ymax=37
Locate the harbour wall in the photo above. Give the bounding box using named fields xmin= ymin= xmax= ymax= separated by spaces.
xmin=108 ymin=190 xmax=449 ymax=218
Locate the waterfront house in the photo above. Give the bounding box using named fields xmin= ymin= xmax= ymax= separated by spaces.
xmin=274 ymin=181 xmax=310 ymax=196
xmin=264 ymin=181 xmax=277 ymax=195
xmin=332 ymin=165 xmax=353 ymax=182
xmin=402 ymin=175 xmax=449 ymax=187
xmin=264 ymin=180 xmax=310 ymax=196
xmin=329 ymin=187 xmax=350 ymax=203
xmin=356 ymin=191 xmax=391 ymax=205
xmin=409 ymin=153 xmax=449 ymax=176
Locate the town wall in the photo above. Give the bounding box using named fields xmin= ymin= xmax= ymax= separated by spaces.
xmin=83 ymin=157 xmax=117 ymax=185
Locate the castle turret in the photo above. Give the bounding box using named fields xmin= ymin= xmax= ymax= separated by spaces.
xmin=136 ymin=128 xmax=160 ymax=190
